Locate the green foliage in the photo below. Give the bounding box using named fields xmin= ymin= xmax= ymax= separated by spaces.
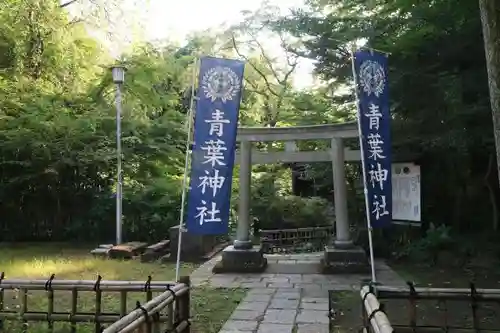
xmin=247 ymin=168 xmax=334 ymax=230
xmin=3 ymin=0 xmax=499 ymax=248
xmin=0 ymin=0 xmax=190 ymax=242
xmin=395 ymin=224 xmax=455 ymax=262
xmin=278 ymin=0 xmax=499 ymax=234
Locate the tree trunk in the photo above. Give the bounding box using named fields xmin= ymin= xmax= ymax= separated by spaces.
xmin=485 ymin=153 xmax=499 ymax=231
xmin=479 ymin=0 xmax=500 ymax=187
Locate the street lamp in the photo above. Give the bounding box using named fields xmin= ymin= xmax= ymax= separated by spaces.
xmin=111 ymin=66 xmax=126 ymax=245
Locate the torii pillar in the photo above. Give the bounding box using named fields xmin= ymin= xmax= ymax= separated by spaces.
xmin=322 ymin=137 xmax=370 ymax=274
xmin=215 ymin=139 xmax=267 ymax=273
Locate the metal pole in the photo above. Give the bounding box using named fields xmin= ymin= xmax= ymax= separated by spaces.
xmin=115 ymin=83 xmax=123 ymax=245
xmin=175 ymin=59 xmax=198 ymax=281
xmin=351 ymin=47 xmax=377 ymax=283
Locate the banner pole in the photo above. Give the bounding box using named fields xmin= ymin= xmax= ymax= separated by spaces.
xmin=175 ymin=58 xmax=198 ymax=282
xmin=350 ymin=47 xmax=377 ymax=284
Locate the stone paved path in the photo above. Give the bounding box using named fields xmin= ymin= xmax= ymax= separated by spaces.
xmin=190 ymin=253 xmax=406 ymax=333
xmin=220 ymin=288 xmax=330 ymax=333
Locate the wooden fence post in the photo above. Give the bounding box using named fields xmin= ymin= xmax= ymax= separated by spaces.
xmin=0 ymin=272 xmax=4 ymax=331
xmin=178 ymin=276 xmax=190 ymax=333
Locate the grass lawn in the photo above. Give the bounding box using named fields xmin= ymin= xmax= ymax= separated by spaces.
xmin=0 ymin=244 xmax=246 ymax=333
xmin=329 ymin=291 xmax=360 ymax=333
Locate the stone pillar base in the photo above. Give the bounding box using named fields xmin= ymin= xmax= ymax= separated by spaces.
xmin=321 ymin=245 xmax=371 ymax=274
xmin=212 ymin=245 xmax=267 ymax=274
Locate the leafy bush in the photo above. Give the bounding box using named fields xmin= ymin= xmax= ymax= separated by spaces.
xmin=394 ymin=223 xmax=455 ymax=262
xmin=237 ymin=165 xmax=335 ymax=230
xmin=263 ymin=195 xmax=335 ymax=229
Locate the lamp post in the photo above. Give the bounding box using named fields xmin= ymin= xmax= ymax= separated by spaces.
xmin=111 ymin=66 xmax=126 ymax=245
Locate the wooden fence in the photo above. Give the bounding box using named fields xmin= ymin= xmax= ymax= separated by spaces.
xmin=260 ymin=226 xmax=334 ymax=253
xmin=359 ymin=282 xmax=500 ymax=333
xmin=0 ymin=273 xmax=190 ymax=333
xmin=359 ymin=285 xmax=394 ymax=333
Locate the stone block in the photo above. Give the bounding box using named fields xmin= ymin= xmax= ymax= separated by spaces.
xmin=242 ymin=293 xmax=273 ymax=303
xmin=266 ymin=262 xmax=321 ymax=274
xmin=296 ymin=323 xmax=330 ymax=333
xmin=257 ymin=323 xmax=294 ymax=333
xmin=322 ymin=246 xmax=371 ymax=274
xmin=221 ymin=320 xmax=259 ymax=331
xmin=302 ymin=289 xmax=329 ymax=298
xmin=267 ymin=282 xmax=294 ymax=288
xmin=90 ymin=248 xmax=109 ymax=258
xmin=301 ymin=297 xmax=329 ymax=303
xmin=230 ymin=309 xmax=265 ymax=321
xmin=213 ymin=245 xmax=267 ymax=273
xmin=240 ymin=282 xmax=267 ymax=288
xmin=108 ymin=241 xmax=148 ymax=259
xmin=273 ymin=291 xmax=301 ymax=300
xmin=262 ymin=309 xmax=297 ymax=324
xmin=247 ymin=288 xmax=276 ymax=296
xmin=238 ymin=301 xmax=270 ymax=312
xmin=296 ymin=310 xmax=329 ymax=324
xmin=268 ymin=298 xmax=299 ymax=309
xmin=300 ymin=301 xmax=329 ymax=311
xmin=169 ymin=226 xmax=219 ymax=262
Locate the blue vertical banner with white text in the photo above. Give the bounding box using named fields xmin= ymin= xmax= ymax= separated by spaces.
xmin=186 ymin=57 xmax=245 ymax=235
xmin=354 ymin=50 xmax=392 ymax=228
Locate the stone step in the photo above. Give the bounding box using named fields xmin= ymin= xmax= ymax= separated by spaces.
xmin=266 ymin=261 xmax=322 ymax=274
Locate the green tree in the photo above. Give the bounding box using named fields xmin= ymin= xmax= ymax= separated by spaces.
xmin=279 ymin=0 xmax=497 ymax=231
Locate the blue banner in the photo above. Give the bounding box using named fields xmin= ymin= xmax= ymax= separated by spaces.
xmin=354 ymin=50 xmax=392 ymax=228
xmin=185 ymin=57 xmax=245 ymax=235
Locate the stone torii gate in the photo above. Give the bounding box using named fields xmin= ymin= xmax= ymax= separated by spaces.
xmin=217 ymin=122 xmax=370 ymax=274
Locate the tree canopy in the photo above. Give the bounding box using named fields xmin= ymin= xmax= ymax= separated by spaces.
xmin=0 ymin=0 xmax=499 ymax=246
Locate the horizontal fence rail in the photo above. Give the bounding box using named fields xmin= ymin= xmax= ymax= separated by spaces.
xmin=360 ymin=282 xmax=500 ymax=333
xmin=0 ymin=272 xmax=191 ymax=333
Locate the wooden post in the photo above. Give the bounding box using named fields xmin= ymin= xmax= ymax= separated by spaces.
xmin=47 ymin=286 xmax=54 ymax=332
xmin=178 ymin=276 xmax=190 ymax=333
xmin=165 ymin=302 xmax=174 ymax=332
xmin=70 ymin=288 xmax=77 ymax=333
xmin=94 ymin=276 xmax=102 ymax=333
xmin=21 ymin=288 xmax=27 ymax=333
xmin=0 ymin=272 xmax=4 ymax=331
xmin=145 ymin=277 xmax=152 ymax=333
xmin=120 ymin=291 xmax=127 ymax=318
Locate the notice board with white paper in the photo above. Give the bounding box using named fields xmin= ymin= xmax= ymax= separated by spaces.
xmin=392 ymin=163 xmax=421 ymax=222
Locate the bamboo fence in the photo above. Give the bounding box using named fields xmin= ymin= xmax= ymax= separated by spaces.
xmin=360 ymin=286 xmax=394 ymax=333
xmin=0 ymin=272 xmax=191 ymax=333
xmin=359 ymin=282 xmax=500 ymax=333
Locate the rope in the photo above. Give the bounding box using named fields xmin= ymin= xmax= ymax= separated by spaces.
xmin=165 ymin=285 xmax=176 ymax=301
xmin=44 ymin=274 xmax=55 ymax=291
xmin=136 ymin=301 xmax=149 ymax=326
xmin=93 ymin=275 xmax=102 ymax=292
xmin=144 ymin=275 xmax=152 ymax=292
xmin=368 ymin=304 xmax=386 ymax=322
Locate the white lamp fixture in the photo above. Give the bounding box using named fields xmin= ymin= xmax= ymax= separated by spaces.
xmin=111 ymin=66 xmax=126 ymax=84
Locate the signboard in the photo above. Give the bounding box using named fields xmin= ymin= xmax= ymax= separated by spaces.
xmin=354 ymin=49 xmax=393 ymax=228
xmin=185 ymin=57 xmax=245 ymax=235
xmin=392 ymin=163 xmax=421 ymax=222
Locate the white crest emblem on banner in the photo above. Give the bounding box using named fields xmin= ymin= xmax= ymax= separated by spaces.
xmin=358 ymin=60 xmax=386 ymax=97
xmin=202 ymin=66 xmax=241 ymax=103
